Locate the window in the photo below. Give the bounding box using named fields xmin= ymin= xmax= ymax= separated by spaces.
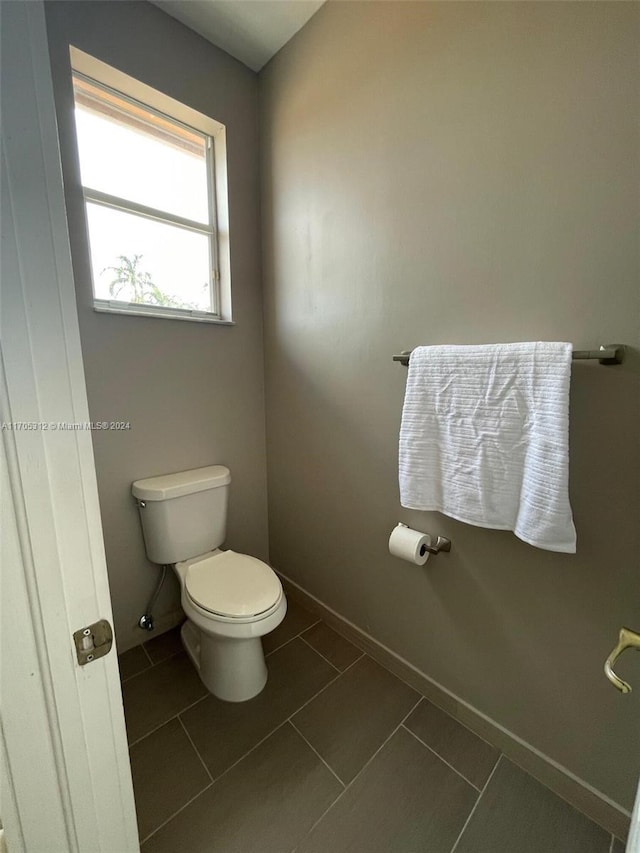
xmin=71 ymin=54 xmax=231 ymax=323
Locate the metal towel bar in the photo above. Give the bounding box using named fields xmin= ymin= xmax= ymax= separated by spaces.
xmin=393 ymin=344 xmax=624 ymax=367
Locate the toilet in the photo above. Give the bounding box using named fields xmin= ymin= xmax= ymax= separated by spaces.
xmin=131 ymin=465 xmax=286 ymax=702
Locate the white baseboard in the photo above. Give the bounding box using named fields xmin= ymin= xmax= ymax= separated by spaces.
xmin=278 ymin=570 xmax=630 ymax=842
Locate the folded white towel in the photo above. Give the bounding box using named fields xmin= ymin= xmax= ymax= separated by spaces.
xmin=399 ymin=342 xmax=576 ymax=553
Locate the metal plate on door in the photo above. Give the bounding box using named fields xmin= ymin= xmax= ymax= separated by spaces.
xmin=73 ymin=619 xmax=113 ymax=666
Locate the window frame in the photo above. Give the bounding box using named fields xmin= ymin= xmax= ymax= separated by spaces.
xmin=70 ymin=48 xmax=233 ymax=324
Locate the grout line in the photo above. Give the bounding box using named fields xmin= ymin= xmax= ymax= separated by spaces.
xmin=264 ymin=619 xmax=322 ymax=658
xmin=300 ymin=629 xmax=366 ymax=673
xmin=301 ymin=695 xmax=424 ymax=841
xmin=298 ymin=769 xmax=354 ymax=837
xmin=140 ymin=715 xmax=330 ymax=845
xmin=205 ymin=723 xmax=292 ymax=787
xmin=264 ymin=634 xmax=299 ymax=659
xmin=120 ymin=666 xmax=150 ymax=686
xmin=157 ymin=649 xmax=364 ymax=807
xmin=139 ymin=780 xmax=214 ymax=846
xmin=178 ymin=716 xmax=213 ymax=783
xmin=354 ymin=695 xmax=423 ymax=778
xmin=289 ymin=719 xmax=346 ymax=788
xmin=449 ymin=754 xmax=502 ymax=853
xmin=609 ymin=836 xmax=614 ymax=853
xmin=127 ymin=693 xmax=208 ymax=749
xmin=299 ymin=620 xmax=354 ymax=644
xmin=401 ymin=724 xmax=483 ymax=793
xmin=399 ymin=694 xmax=501 ymax=756
xmin=128 ymin=619 xmax=358 ymax=748
xmin=286 ymin=654 xmax=362 ymax=721
xmin=140 ymin=643 xmax=155 ymax=666
xmin=199 ymin=661 xmax=350 ymax=779
xmin=138 ymin=686 xmax=498 ymax=853
xmin=119 ymin=651 xmax=154 ymax=684
xmin=140 ymin=646 xmax=362 ymax=830
xmin=144 ymin=649 xmax=183 ymax=669
xmin=282 ymin=591 xmax=632 ymax=836
xmin=167 ymin=651 xmax=363 ymax=794
xmin=119 ymin=648 xmax=183 ymax=685
xmin=299 ymin=635 xmax=341 ymax=673
xmin=416 ymin=697 xmax=504 ymax=754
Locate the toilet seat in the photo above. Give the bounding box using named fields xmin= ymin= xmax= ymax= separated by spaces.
xmin=184 ymin=550 xmax=282 ymax=619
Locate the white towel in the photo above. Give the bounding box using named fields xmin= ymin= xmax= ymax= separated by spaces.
xmin=399 ymin=342 xmax=576 ymax=553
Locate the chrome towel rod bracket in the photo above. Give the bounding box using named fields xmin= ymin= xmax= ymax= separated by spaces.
xmin=393 ymin=344 xmax=625 ymax=367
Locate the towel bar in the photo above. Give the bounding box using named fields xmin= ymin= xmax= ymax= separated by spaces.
xmin=393 ymin=344 xmax=624 ymax=367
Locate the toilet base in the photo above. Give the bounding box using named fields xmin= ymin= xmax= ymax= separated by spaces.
xmin=180 ymin=620 xmax=201 ymax=672
xmin=181 ymin=621 xmax=268 ymax=702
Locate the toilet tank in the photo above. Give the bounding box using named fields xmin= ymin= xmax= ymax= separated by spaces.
xmin=131 ymin=465 xmax=231 ymax=565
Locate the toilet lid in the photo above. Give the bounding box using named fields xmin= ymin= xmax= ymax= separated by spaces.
xmin=184 ymin=550 xmax=282 ymax=618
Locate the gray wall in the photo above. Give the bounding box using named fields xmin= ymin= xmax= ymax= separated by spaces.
xmin=46 ymin=1 xmax=268 ymax=652
xmin=260 ymin=1 xmax=639 ymax=811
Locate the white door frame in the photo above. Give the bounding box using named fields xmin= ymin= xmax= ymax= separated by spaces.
xmin=1 ymin=3 xmax=138 ymax=851
xmin=1 ymin=4 xmax=638 ymax=853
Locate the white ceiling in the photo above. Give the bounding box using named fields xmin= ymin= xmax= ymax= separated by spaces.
xmin=151 ymin=1 xmax=326 ymax=72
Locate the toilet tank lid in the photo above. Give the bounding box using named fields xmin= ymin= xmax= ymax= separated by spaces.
xmin=132 ymin=465 xmax=230 ymax=501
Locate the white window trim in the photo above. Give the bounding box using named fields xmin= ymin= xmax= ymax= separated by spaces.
xmin=70 ymin=46 xmax=233 ymax=324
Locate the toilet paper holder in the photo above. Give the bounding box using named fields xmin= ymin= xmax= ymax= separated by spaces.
xmin=423 ymin=535 xmax=452 ymax=555
xmin=397 ymin=523 xmax=451 ymax=555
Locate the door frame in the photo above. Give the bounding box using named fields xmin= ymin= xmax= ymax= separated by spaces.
xmin=1 ymin=3 xmax=138 ymax=851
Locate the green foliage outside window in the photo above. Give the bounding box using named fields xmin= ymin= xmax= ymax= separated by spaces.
xmin=102 ymin=254 xmax=203 ymax=310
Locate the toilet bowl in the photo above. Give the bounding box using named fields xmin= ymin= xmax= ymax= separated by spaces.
xmin=176 ymin=549 xmax=286 ymax=701
xmin=132 ymin=465 xmax=286 ymax=702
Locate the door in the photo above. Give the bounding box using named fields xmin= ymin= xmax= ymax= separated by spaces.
xmin=630 ymin=786 xmax=640 ymax=852
xmin=1 ymin=3 xmax=139 ymax=851
xmin=605 ymin=629 xmax=640 ymax=851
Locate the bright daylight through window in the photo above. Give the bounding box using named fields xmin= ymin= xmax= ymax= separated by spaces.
xmin=72 ymin=73 xmax=224 ymax=320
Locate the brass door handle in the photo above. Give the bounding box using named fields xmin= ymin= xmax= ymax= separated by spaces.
xmin=604 ymin=627 xmax=640 ymax=693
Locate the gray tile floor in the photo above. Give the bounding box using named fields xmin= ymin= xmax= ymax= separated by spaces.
xmin=118 ymin=601 xmax=625 ymax=852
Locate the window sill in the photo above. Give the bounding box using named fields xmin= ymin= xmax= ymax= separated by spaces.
xmin=93 ymin=301 xmax=234 ymax=325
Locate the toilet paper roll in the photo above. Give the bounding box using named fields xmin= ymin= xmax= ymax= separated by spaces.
xmin=388 ymin=523 xmax=431 ymax=566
